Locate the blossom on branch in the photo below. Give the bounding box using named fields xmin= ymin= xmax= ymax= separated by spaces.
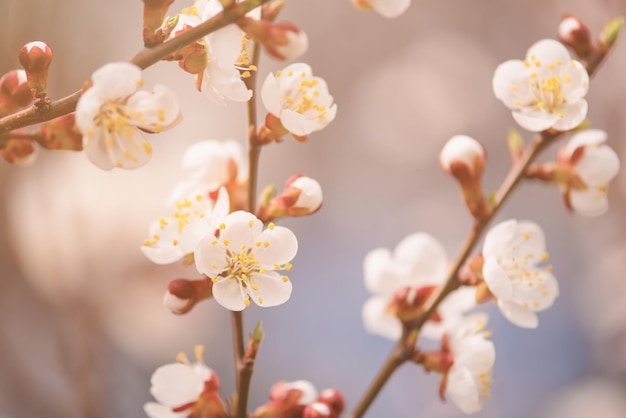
xmin=351 ymin=0 xmax=411 ymax=19
xmin=482 ymin=219 xmax=559 ymax=328
xmin=492 ymin=39 xmax=589 ymax=132
xmin=144 ymin=346 xmax=228 ymax=418
xmin=194 ymin=211 xmax=297 ymax=311
xmin=141 ymin=187 xmax=230 ymax=265
xmin=260 ymin=63 xmax=337 ymax=142
xmin=168 ymin=139 xmax=248 ymax=208
xmin=172 ymin=0 xmax=258 ymax=104
xmin=362 ymin=232 xmax=475 ymax=340
xmin=559 ymin=129 xmax=620 ymax=216
xmin=255 ymin=380 xmax=345 ymax=418
xmin=443 ymin=315 xmax=495 ymax=414
xmin=75 ymin=62 xmax=181 ymax=170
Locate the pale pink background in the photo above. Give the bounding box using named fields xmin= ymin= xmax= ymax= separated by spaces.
xmin=1 ymin=0 xmax=625 ymax=417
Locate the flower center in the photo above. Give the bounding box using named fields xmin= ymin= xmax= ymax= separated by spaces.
xmin=278 ymin=70 xmax=328 ymax=120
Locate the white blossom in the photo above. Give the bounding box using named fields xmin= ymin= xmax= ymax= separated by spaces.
xmin=168 ymin=139 xmax=247 ymax=204
xmin=352 ymin=0 xmax=411 ymax=19
xmin=492 ymin=39 xmax=589 ymax=132
xmin=261 ymin=63 xmax=337 ymax=137
xmin=482 ymin=219 xmax=559 ymax=328
xmin=141 ymin=187 xmax=230 ymax=265
xmin=75 ymin=62 xmax=181 ymax=170
xmin=194 ymin=211 xmax=297 ymax=311
xmin=362 ymin=232 xmax=475 ymax=340
xmin=562 ymin=129 xmax=620 ymax=216
xmin=446 ymin=314 xmax=495 ymax=414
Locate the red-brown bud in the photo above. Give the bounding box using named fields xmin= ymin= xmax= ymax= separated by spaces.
xmin=558 ymin=14 xmax=593 ymax=58
xmin=164 ymin=278 xmax=213 ymax=314
xmin=257 ymin=174 xmax=323 ymax=222
xmin=36 ymin=113 xmax=83 ymax=151
xmin=18 ymin=41 xmax=53 ymax=94
xmin=317 ymin=389 xmax=345 ymax=416
xmin=239 ymin=18 xmax=308 ymax=61
xmin=387 ymin=285 xmax=438 ymax=324
xmin=0 ymin=137 xmax=37 ymax=166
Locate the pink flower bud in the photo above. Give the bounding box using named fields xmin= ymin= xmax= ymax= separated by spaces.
xmin=0 ymin=137 xmax=38 ymax=166
xmin=18 ymin=41 xmax=53 ymax=93
xmin=0 ymin=70 xmax=33 ymax=116
xmin=239 ymin=19 xmax=308 ymax=61
xmin=317 ymin=389 xmax=345 ymax=416
xmin=273 ymin=24 xmax=309 ymax=61
xmin=163 ymin=278 xmax=213 ymax=314
xmin=289 ymin=175 xmax=323 ymax=213
xmin=257 ymin=174 xmax=323 ymax=222
xmin=558 ymin=15 xmax=593 ymax=58
xmin=303 ymin=402 xmax=333 ymax=418
xmin=439 ymin=135 xmax=486 ymax=178
xmin=36 ymin=113 xmax=83 ymax=150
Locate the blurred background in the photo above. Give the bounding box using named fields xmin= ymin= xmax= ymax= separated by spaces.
xmin=1 ymin=0 xmax=626 ymax=417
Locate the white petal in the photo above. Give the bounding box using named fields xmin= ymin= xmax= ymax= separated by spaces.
xmin=219 ymin=211 xmax=263 ymax=250
xmin=280 ymin=109 xmax=314 ymax=136
xmin=482 ymin=219 xmax=516 ymax=259
xmin=141 ymin=244 xmax=184 ymax=265
xmin=511 ymin=271 xmax=559 ymax=311
xmin=446 ymin=366 xmax=482 ymax=414
xmin=248 ymin=271 xmax=292 ymax=307
xmin=453 ymin=336 xmax=496 ymax=376
xmin=559 ymin=61 xmax=589 ymax=103
xmin=75 ymin=88 xmax=102 ymax=133
xmin=526 ymin=39 xmax=571 ymax=65
xmin=179 ymin=218 xmax=211 ymax=254
xmin=126 ymin=85 xmax=181 ymax=129
xmin=570 ymin=188 xmax=610 ymax=217
xmin=497 ymin=299 xmax=539 ymax=328
xmin=483 ymin=256 xmax=514 ymax=300
xmin=149 ymin=363 xmax=204 ymax=407
xmin=282 ymin=380 xmax=318 ymax=405
xmin=143 ymin=402 xmax=187 ymax=418
xmin=507 ymin=220 xmax=546 ymax=260
xmin=208 ymin=24 xmax=243 ymax=68
xmin=254 ymin=225 xmax=298 ymax=266
xmin=372 ymin=0 xmax=411 ymax=18
xmin=575 ymin=145 xmax=620 ymax=186
xmin=512 ymin=108 xmax=560 ymax=132
xmin=565 ymin=129 xmax=607 ymax=157
xmin=260 ymin=73 xmax=282 ymax=116
xmin=212 ymin=278 xmax=247 ymax=311
xmin=363 ymin=248 xmax=406 ymax=296
xmin=90 ymin=62 xmax=142 ymax=100
xmin=551 ymin=100 xmax=588 ymax=131
xmin=275 ymin=30 xmax=309 ymax=60
xmin=204 ymin=62 xmax=252 ymax=103
xmin=362 ymin=296 xmax=402 ymax=340
xmin=83 ymin=127 xmax=116 ymax=170
xmin=194 ymin=235 xmax=228 ymax=277
xmin=393 ymin=232 xmax=448 ymax=285
xmin=492 ymin=60 xmax=534 ymax=108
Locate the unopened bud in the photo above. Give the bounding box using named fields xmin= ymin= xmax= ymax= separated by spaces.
xmin=0 ymin=70 xmax=33 ymax=116
xmin=439 ymin=135 xmax=486 ymax=177
xmin=18 ymin=41 xmax=53 ymax=94
xmin=558 ymin=15 xmax=593 ymax=58
xmin=164 ymin=278 xmax=213 ymax=314
xmin=36 ymin=113 xmax=83 ymax=150
xmin=317 ymin=389 xmax=345 ymax=416
xmin=599 ymin=16 xmax=624 ymax=50
xmin=440 ymin=135 xmax=488 ymax=219
xmin=0 ymin=137 xmax=38 ymax=166
xmin=257 ymin=174 xmax=323 ymax=222
xmin=303 ymin=402 xmax=333 ymax=418
xmin=255 ymin=380 xmax=317 ymax=418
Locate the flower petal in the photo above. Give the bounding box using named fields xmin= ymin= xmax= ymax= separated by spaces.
xmin=248 ymin=271 xmax=292 ymax=307
xmin=570 ymin=188 xmax=610 ymax=217
xmin=507 ymin=220 xmax=546 ymax=260
xmin=511 ymin=271 xmax=559 ymax=312
xmin=371 ymin=0 xmax=411 ymax=18
xmin=126 ymin=85 xmax=181 ymax=129
xmin=219 ymin=211 xmax=263 ymax=250
xmin=446 ymin=366 xmax=482 ymax=414
xmin=512 ymin=108 xmax=560 ymax=132
xmin=492 ymin=60 xmax=534 ymax=108
xmin=497 ymin=299 xmax=539 ymax=328
xmin=255 ymin=225 xmax=298 ymax=266
xmin=194 ymin=235 xmax=228 ymax=277
xmin=363 ymin=247 xmax=405 ymax=296
xmin=483 ymin=256 xmax=514 ymax=300
xmin=260 ymin=73 xmax=282 ymax=116
xmin=393 ymin=232 xmax=448 ymax=285
xmin=361 ymin=296 xmax=402 ymax=340
xmin=90 ymin=62 xmax=141 ymax=101
xmin=482 ymin=219 xmax=516 ymax=259
xmin=551 ymin=100 xmax=588 ymax=131
xmin=149 ymin=363 xmax=204 ymax=407
xmin=141 ymin=244 xmax=184 ymax=265
xmin=526 ymin=39 xmax=571 ymax=65
xmin=212 ymin=278 xmax=247 ymax=311
xmin=565 ymin=129 xmax=606 ymax=157
xmin=575 ymin=144 xmax=620 ymax=186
